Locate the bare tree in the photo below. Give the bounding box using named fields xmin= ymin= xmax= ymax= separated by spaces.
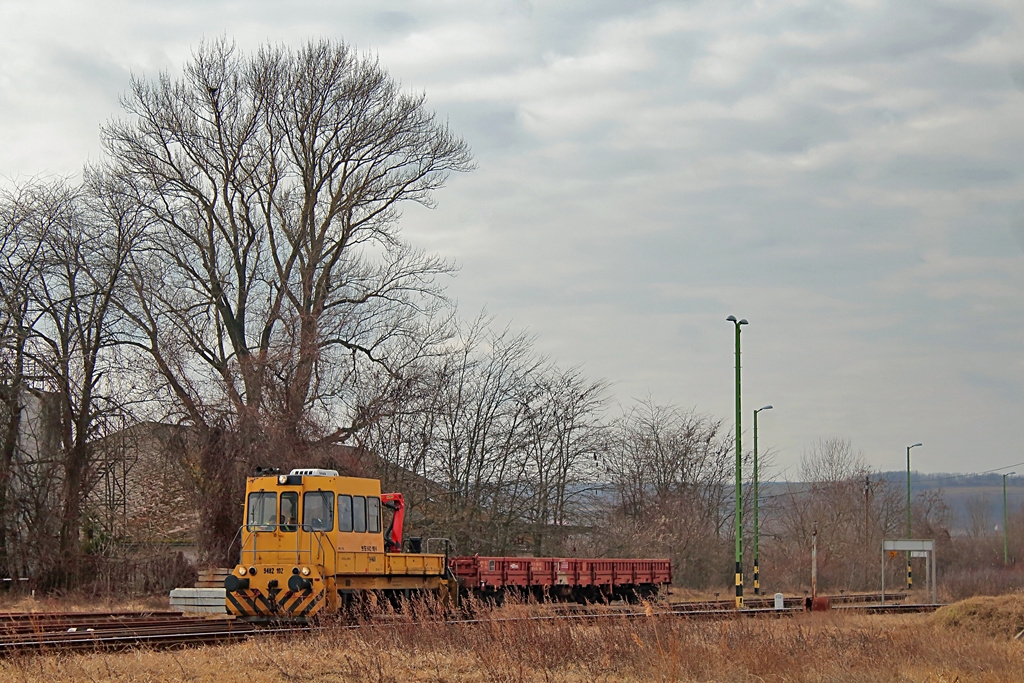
xmin=798 ymin=437 xmax=866 ymax=484
xmin=766 ymin=438 xmax=909 ymax=591
xmin=0 ymin=181 xmax=46 ymax=577
xmin=600 ymin=401 xmax=733 ymax=586
xmin=29 ymin=183 xmax=139 ymax=586
xmin=519 ymin=366 xmax=608 ymax=555
xmin=0 ymin=179 xmax=137 ymax=586
xmin=359 ymin=315 xmax=610 ymax=557
xmin=421 ymin=320 xmax=540 ymax=552
xmin=95 ymin=38 xmax=472 ymax=563
xmin=964 ymin=494 xmax=993 ymax=540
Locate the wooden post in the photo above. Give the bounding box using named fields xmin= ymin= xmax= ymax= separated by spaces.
xmin=811 ymin=521 xmax=818 ymax=601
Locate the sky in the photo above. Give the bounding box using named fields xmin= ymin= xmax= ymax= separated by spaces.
xmin=1 ymin=0 xmax=1022 ymax=479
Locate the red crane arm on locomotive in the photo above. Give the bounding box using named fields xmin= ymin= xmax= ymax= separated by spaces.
xmin=381 ymin=492 xmax=405 ymax=553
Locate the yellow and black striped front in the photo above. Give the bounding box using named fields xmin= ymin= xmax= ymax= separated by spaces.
xmin=226 ymin=587 xmax=325 ymax=619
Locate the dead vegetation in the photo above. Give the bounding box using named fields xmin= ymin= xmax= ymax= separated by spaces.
xmin=0 ymin=598 xmax=1022 ymax=682
xmin=929 ymin=591 xmax=1024 ymax=639
xmin=0 ymin=591 xmax=169 ymax=615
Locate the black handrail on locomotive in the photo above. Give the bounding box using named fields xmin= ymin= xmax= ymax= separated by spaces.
xmin=235 ymin=522 xmax=337 ymax=568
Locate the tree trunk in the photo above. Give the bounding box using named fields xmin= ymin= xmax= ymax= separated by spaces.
xmin=195 ymin=427 xmax=243 ymax=568
xmin=0 ymin=384 xmax=22 ymax=577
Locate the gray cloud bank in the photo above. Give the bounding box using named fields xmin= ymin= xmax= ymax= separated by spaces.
xmin=1 ymin=0 xmax=1022 ymax=475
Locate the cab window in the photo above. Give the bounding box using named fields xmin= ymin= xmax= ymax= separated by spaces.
xmin=338 ymin=495 xmax=353 ymax=532
xmin=247 ymin=492 xmax=277 ymax=531
xmin=367 ymin=496 xmax=381 ymax=533
xmin=353 ymin=495 xmax=366 ymax=533
xmin=303 ymin=491 xmax=334 ymax=531
xmin=280 ymin=491 xmax=298 ymax=532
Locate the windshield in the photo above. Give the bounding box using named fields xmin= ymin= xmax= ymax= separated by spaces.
xmin=280 ymin=491 xmax=298 ymax=532
xmin=246 ymin=492 xmax=277 ymax=531
xmin=303 ymin=491 xmax=334 ymax=531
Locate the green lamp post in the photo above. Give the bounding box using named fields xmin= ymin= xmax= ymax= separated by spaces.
xmin=753 ymin=404 xmax=772 ymax=596
xmin=726 ymin=315 xmax=748 ymax=609
xmin=906 ymin=442 xmax=922 ymax=590
xmin=1004 ymin=472 xmax=1016 ymax=566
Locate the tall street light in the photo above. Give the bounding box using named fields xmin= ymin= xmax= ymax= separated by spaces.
xmin=753 ymin=404 xmax=772 ymax=596
xmin=906 ymin=442 xmax=922 ymax=590
xmin=1004 ymin=472 xmax=1016 ymax=566
xmin=726 ymin=315 xmax=748 ymax=608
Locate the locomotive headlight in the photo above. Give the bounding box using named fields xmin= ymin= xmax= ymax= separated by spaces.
xmin=278 ymin=475 xmax=288 ymax=485
xmin=301 ymin=566 xmax=311 ymax=577
xmin=236 ymin=566 xmax=246 ymax=576
xmin=248 ymin=566 xmax=257 ymax=576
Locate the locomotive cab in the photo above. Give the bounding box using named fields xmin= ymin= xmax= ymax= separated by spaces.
xmin=225 ymin=468 xmax=456 ymax=620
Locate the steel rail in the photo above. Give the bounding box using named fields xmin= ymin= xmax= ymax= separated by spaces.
xmin=0 ymin=615 xmax=234 ymax=636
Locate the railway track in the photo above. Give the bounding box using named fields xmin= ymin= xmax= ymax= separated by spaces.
xmin=0 ymin=599 xmax=941 ymax=655
xmin=0 ymin=611 xmax=302 ymax=654
xmin=834 ymin=602 xmax=943 ymax=614
xmin=661 ymin=591 xmax=907 ymax=611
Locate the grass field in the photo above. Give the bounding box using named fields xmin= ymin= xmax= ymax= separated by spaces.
xmin=0 ymin=594 xmax=1022 ymax=682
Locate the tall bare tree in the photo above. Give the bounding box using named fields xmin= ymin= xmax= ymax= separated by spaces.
xmin=422 ymin=321 xmax=540 ymax=552
xmin=519 ymin=366 xmax=608 ymax=555
xmin=0 ymin=179 xmax=137 ymax=586
xmin=31 ymin=183 xmax=138 ymax=585
xmin=96 ymin=39 xmax=472 ymax=563
xmin=0 ymin=181 xmax=50 ymax=577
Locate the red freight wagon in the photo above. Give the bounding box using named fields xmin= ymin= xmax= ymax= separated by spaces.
xmin=450 ymin=555 xmax=672 ymax=603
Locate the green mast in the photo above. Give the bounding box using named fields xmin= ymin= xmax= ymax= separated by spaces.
xmin=727 ymin=315 xmax=748 ymax=609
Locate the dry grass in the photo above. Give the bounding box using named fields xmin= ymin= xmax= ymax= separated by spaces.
xmin=0 ymin=592 xmax=170 ymax=614
xmin=0 ymin=598 xmax=1022 ymax=683
xmin=928 ymin=592 xmax=1024 ymax=639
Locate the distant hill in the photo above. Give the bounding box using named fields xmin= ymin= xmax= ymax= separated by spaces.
xmin=877 ymin=471 xmax=1024 ymax=534
xmin=761 ymin=472 xmax=1024 ymax=535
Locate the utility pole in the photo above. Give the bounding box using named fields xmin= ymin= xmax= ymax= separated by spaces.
xmin=864 ymin=475 xmax=870 ymax=544
xmin=864 ymin=475 xmax=872 ymax=586
xmin=811 ymin=521 xmax=818 ymax=602
xmin=726 ymin=315 xmax=748 ymax=609
xmin=753 ymin=404 xmax=772 ymax=596
xmin=1005 ymin=472 xmax=1016 ymax=565
xmin=906 ymin=443 xmax=922 ymax=590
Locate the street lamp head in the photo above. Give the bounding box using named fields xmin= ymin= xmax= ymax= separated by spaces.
xmin=726 ymin=315 xmax=737 ymax=322
xmin=759 ymin=405 xmax=773 ymax=412
xmin=726 ymin=315 xmax=749 ymax=325
xmin=739 ymin=319 xmax=748 ymax=325
xmin=1006 ymin=472 xmax=1017 ymax=478
xmin=909 ymin=443 xmax=922 ymax=449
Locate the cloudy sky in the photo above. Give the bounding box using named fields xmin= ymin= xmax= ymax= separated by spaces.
xmin=1 ymin=0 xmax=1023 ymax=478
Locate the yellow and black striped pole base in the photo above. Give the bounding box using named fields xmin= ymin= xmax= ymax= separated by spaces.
xmin=735 ymin=561 xmax=743 ymax=608
xmin=907 ymin=560 xmax=913 ymax=590
xmin=753 ymin=559 xmax=760 ymax=596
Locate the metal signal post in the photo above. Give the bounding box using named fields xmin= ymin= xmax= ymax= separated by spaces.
xmin=1005 ymin=472 xmax=1016 ymax=566
xmin=906 ymin=442 xmax=922 ymax=590
xmin=726 ymin=315 xmax=748 ymax=609
xmin=753 ymin=404 xmax=772 ymax=596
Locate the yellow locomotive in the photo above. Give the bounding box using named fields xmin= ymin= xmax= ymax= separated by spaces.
xmin=224 ymin=468 xmax=456 ymax=620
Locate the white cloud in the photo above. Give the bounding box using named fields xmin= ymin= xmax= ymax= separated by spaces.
xmin=691 ymin=35 xmax=770 ymax=86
